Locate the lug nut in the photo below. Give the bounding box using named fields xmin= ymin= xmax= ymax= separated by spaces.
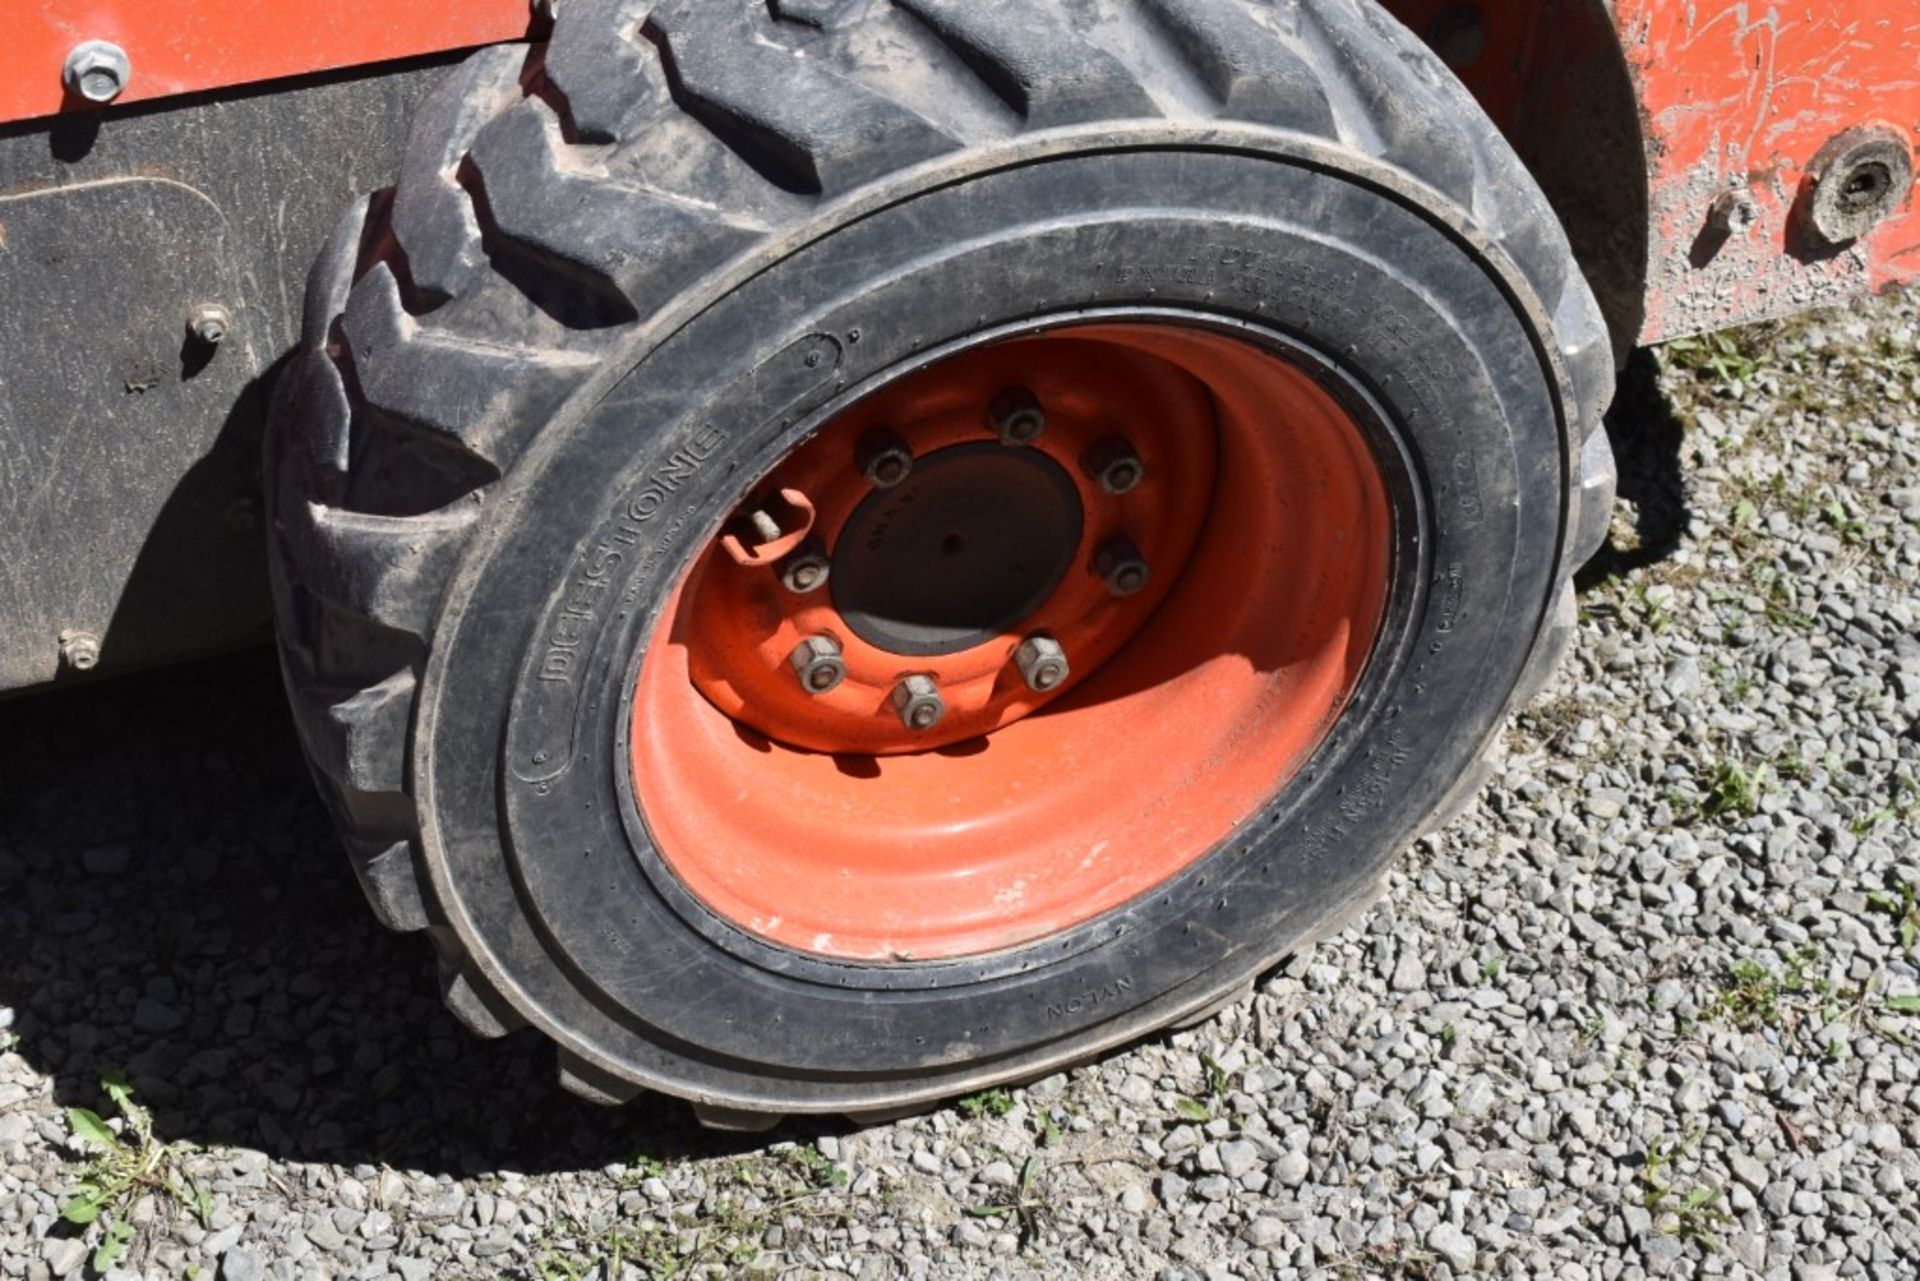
xmin=779 ymin=539 xmax=832 ymax=594
xmin=58 ymin=629 xmax=101 ymax=672
xmin=1094 ymin=538 xmax=1151 ymax=597
xmin=989 ymin=388 xmax=1046 ymax=446
xmin=1014 ymin=636 xmax=1070 ymax=693
xmin=891 ymin=675 xmax=946 ymax=732
xmin=1083 ymin=436 xmax=1145 ymax=495
xmin=858 ymin=429 xmax=914 ymax=489
xmin=188 ymin=303 xmax=232 ymax=346
xmin=789 ymin=636 xmax=846 ymax=695
xmin=64 ymin=40 xmax=132 ymax=104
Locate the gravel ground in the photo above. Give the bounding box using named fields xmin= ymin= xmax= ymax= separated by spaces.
xmin=4 ymin=285 xmax=1919 ymax=1281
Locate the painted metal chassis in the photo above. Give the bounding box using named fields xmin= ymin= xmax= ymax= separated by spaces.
xmin=6 ymin=1 xmax=1915 ymax=348
xmin=0 ymin=0 xmax=1914 ymax=694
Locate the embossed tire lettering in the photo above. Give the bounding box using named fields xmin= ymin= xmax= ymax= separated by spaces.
xmin=267 ymin=0 xmax=1615 ymax=1124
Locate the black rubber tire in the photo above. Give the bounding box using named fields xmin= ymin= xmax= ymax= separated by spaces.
xmin=267 ymin=0 xmax=1617 ymax=1122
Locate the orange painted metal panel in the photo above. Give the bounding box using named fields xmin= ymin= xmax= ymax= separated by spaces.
xmin=0 ymin=1 xmax=531 ymax=126
xmin=1619 ymin=0 xmax=1920 ymax=342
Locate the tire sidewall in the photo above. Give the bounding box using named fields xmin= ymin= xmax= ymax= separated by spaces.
xmin=416 ymin=139 xmax=1567 ymax=1102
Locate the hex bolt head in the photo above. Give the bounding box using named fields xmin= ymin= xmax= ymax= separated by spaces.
xmin=788 ymin=636 xmax=846 ymax=695
xmin=58 ymin=630 xmax=101 ymax=672
xmin=1083 ymin=436 xmax=1145 ymax=495
xmin=1707 ymin=189 xmax=1761 ymax=238
xmin=1094 ymin=538 xmax=1151 ymax=598
xmin=188 ymin=304 xmax=233 ymax=346
xmin=1014 ymin=636 xmax=1070 ymax=694
xmin=891 ymin=675 xmax=946 ymax=732
xmin=64 ymin=41 xmax=132 ymax=104
xmin=779 ymin=540 xmax=832 ymax=595
xmin=858 ymin=429 xmax=914 ymax=489
xmin=989 ymin=388 xmax=1047 ymax=446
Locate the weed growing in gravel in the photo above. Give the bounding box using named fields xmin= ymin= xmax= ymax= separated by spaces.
xmin=1663 ymin=332 xmax=1769 ymax=389
xmin=59 ymin=1074 xmax=208 ymax=1274
xmin=1852 ymin=774 xmax=1920 ymax=839
xmin=533 ymin=1142 xmax=851 ymax=1280
xmin=966 ymin=1151 xmax=1047 ymax=1245
xmin=1866 ymin=877 xmax=1920 ymax=951
xmin=1639 ymin=1131 xmax=1732 ymax=1251
xmin=1330 ymin=1242 xmax=1441 ymax=1279
xmin=1699 ymin=759 xmax=1766 ymax=819
xmin=957 ymin=1087 xmax=1016 ymax=1119
xmin=966 ymin=1103 xmax=1070 ymax=1249
xmin=1715 ymin=948 xmax=1827 ymax=1031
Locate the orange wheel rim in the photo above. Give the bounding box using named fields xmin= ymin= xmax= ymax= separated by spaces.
xmin=631 ymin=323 xmax=1393 ymax=961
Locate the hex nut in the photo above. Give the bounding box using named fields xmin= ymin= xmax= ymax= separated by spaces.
xmin=58 ymin=630 xmax=101 ymax=672
xmin=788 ymin=636 xmax=846 ymax=695
xmin=989 ymin=388 xmax=1047 ymax=446
xmin=891 ymin=675 xmax=946 ymax=732
xmin=1014 ymin=636 xmax=1070 ymax=694
xmin=1094 ymin=539 xmax=1151 ymax=598
xmin=1083 ymin=436 xmax=1145 ymax=495
xmin=1804 ymin=126 xmax=1916 ymax=247
xmin=858 ymin=429 xmax=914 ymax=489
xmin=188 ymin=304 xmax=233 ymax=346
xmin=63 ymin=41 xmax=132 ymax=104
xmin=779 ymin=540 xmax=832 ymax=594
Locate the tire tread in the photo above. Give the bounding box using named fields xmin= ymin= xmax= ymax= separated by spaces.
xmin=269 ymin=0 xmax=1619 ymax=1115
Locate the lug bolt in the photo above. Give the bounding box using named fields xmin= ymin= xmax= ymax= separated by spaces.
xmin=1014 ymin=636 xmax=1070 ymax=693
xmin=1083 ymin=436 xmax=1145 ymax=495
xmin=188 ymin=303 xmax=232 ymax=346
xmin=789 ymin=635 xmax=846 ymax=695
xmin=989 ymin=388 xmax=1046 ymax=446
xmin=58 ymin=629 xmax=101 ymax=672
xmin=1094 ymin=538 xmax=1151 ymax=597
xmin=891 ymin=675 xmax=946 ymax=732
xmin=779 ymin=539 xmax=832 ymax=594
xmin=858 ymin=429 xmax=914 ymax=489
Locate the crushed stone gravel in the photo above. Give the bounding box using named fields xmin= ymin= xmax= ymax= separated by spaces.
xmin=3 ymin=286 xmax=1918 ymax=1280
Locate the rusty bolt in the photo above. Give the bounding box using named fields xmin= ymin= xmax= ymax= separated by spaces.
xmin=789 ymin=635 xmax=846 ymax=695
xmin=188 ymin=304 xmax=233 ymax=346
xmin=779 ymin=540 xmax=832 ymax=595
xmin=63 ymin=41 xmax=131 ymax=104
xmin=1014 ymin=636 xmax=1070 ymax=694
xmin=858 ymin=429 xmax=914 ymax=489
xmin=1083 ymin=436 xmax=1145 ymax=495
xmin=58 ymin=630 xmax=101 ymax=672
xmin=1707 ymin=190 xmax=1761 ymax=238
xmin=1094 ymin=538 xmax=1151 ymax=598
xmin=988 ymin=388 xmax=1047 ymax=447
xmin=891 ymin=675 xmax=945 ymax=732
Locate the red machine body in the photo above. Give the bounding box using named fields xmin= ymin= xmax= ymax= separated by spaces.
xmin=7 ymin=1 xmax=1913 ymax=347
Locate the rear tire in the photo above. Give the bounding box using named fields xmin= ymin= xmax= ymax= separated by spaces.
xmin=267 ymin=0 xmax=1616 ymax=1120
